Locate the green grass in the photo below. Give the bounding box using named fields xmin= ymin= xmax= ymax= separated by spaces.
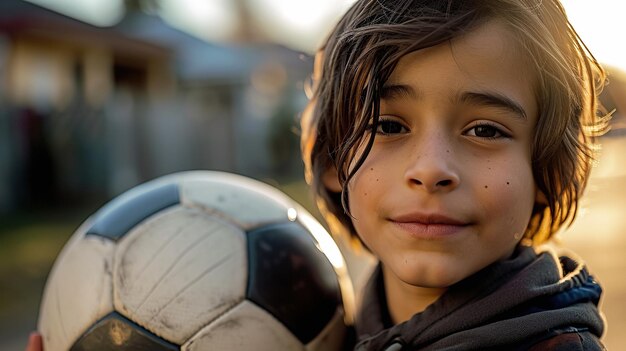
xmin=0 ymin=211 xmax=87 ymax=321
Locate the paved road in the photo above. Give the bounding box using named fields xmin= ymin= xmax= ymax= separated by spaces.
xmin=560 ymin=135 xmax=626 ymax=350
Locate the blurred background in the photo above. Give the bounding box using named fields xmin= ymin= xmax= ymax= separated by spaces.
xmin=0 ymin=0 xmax=624 ymax=350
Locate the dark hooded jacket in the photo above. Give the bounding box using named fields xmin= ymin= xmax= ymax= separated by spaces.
xmin=352 ymin=245 xmax=605 ymax=350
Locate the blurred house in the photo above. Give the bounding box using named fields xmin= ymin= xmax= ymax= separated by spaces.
xmin=0 ymin=0 xmax=312 ymax=214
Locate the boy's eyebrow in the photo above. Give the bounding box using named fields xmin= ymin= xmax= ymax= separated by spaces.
xmin=380 ymin=84 xmax=419 ymax=100
xmin=458 ymin=91 xmax=528 ymax=120
xmin=380 ymin=84 xmax=528 ymax=121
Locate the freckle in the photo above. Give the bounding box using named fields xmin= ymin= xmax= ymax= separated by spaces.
xmin=376 ymin=179 xmax=379 ymax=182
xmin=364 ymin=192 xmax=367 ymax=196
xmin=370 ymin=168 xmax=374 ymax=171
xmin=446 ymin=150 xmax=450 ymax=153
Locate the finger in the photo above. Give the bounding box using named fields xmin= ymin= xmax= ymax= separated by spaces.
xmin=25 ymin=332 xmax=43 ymax=351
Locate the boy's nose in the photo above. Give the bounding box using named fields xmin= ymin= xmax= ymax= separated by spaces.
xmin=404 ymin=144 xmax=460 ymax=193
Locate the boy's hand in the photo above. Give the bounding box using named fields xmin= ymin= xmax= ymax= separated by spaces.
xmin=25 ymin=332 xmax=43 ymax=351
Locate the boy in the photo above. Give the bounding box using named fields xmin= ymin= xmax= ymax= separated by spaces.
xmin=25 ymin=1 xmax=607 ymax=350
xmin=300 ymin=0 xmax=607 ymax=349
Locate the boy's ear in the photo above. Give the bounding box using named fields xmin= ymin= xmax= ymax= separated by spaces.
xmin=322 ymin=166 xmax=343 ymax=192
xmin=535 ymin=187 xmax=548 ymax=205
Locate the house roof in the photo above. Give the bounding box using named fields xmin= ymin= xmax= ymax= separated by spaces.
xmin=0 ymin=0 xmax=312 ymax=82
xmin=111 ymin=11 xmax=255 ymax=81
xmin=0 ymin=0 xmax=170 ymax=58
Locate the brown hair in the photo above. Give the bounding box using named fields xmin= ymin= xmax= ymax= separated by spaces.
xmin=301 ymin=0 xmax=607 ymax=247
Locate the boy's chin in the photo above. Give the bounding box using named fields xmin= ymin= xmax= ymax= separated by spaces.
xmin=388 ymin=259 xmax=480 ymax=289
xmin=400 ymin=273 xmax=464 ymax=290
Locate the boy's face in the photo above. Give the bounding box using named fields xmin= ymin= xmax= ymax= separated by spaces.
xmin=334 ymin=20 xmax=539 ymax=289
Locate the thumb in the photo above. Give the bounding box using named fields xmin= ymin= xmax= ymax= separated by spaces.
xmin=25 ymin=332 xmax=43 ymax=351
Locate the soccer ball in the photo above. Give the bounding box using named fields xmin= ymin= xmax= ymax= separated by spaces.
xmin=38 ymin=171 xmax=355 ymax=351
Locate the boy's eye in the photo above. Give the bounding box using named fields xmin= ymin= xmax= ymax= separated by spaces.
xmin=376 ymin=120 xmax=407 ymax=134
xmin=465 ymin=124 xmax=509 ymax=139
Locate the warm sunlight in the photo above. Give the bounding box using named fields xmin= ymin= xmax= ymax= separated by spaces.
xmin=247 ymin=0 xmax=357 ymax=52
xmin=562 ymin=0 xmax=626 ymax=70
xmin=159 ymin=0 xmax=239 ymax=42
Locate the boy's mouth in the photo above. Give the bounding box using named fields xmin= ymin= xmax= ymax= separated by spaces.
xmin=390 ymin=212 xmax=468 ymax=225
xmin=388 ymin=212 xmax=471 ymax=238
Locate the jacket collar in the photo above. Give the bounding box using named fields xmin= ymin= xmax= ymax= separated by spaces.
xmin=354 ymin=245 xmax=603 ymax=350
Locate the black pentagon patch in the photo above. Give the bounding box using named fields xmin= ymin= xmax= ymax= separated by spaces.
xmin=70 ymin=312 xmax=179 ymax=351
xmin=246 ymin=221 xmax=341 ymax=344
xmin=87 ymin=182 xmax=179 ymax=241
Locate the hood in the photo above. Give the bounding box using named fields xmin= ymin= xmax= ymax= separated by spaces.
xmin=354 ymin=245 xmax=604 ymax=350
